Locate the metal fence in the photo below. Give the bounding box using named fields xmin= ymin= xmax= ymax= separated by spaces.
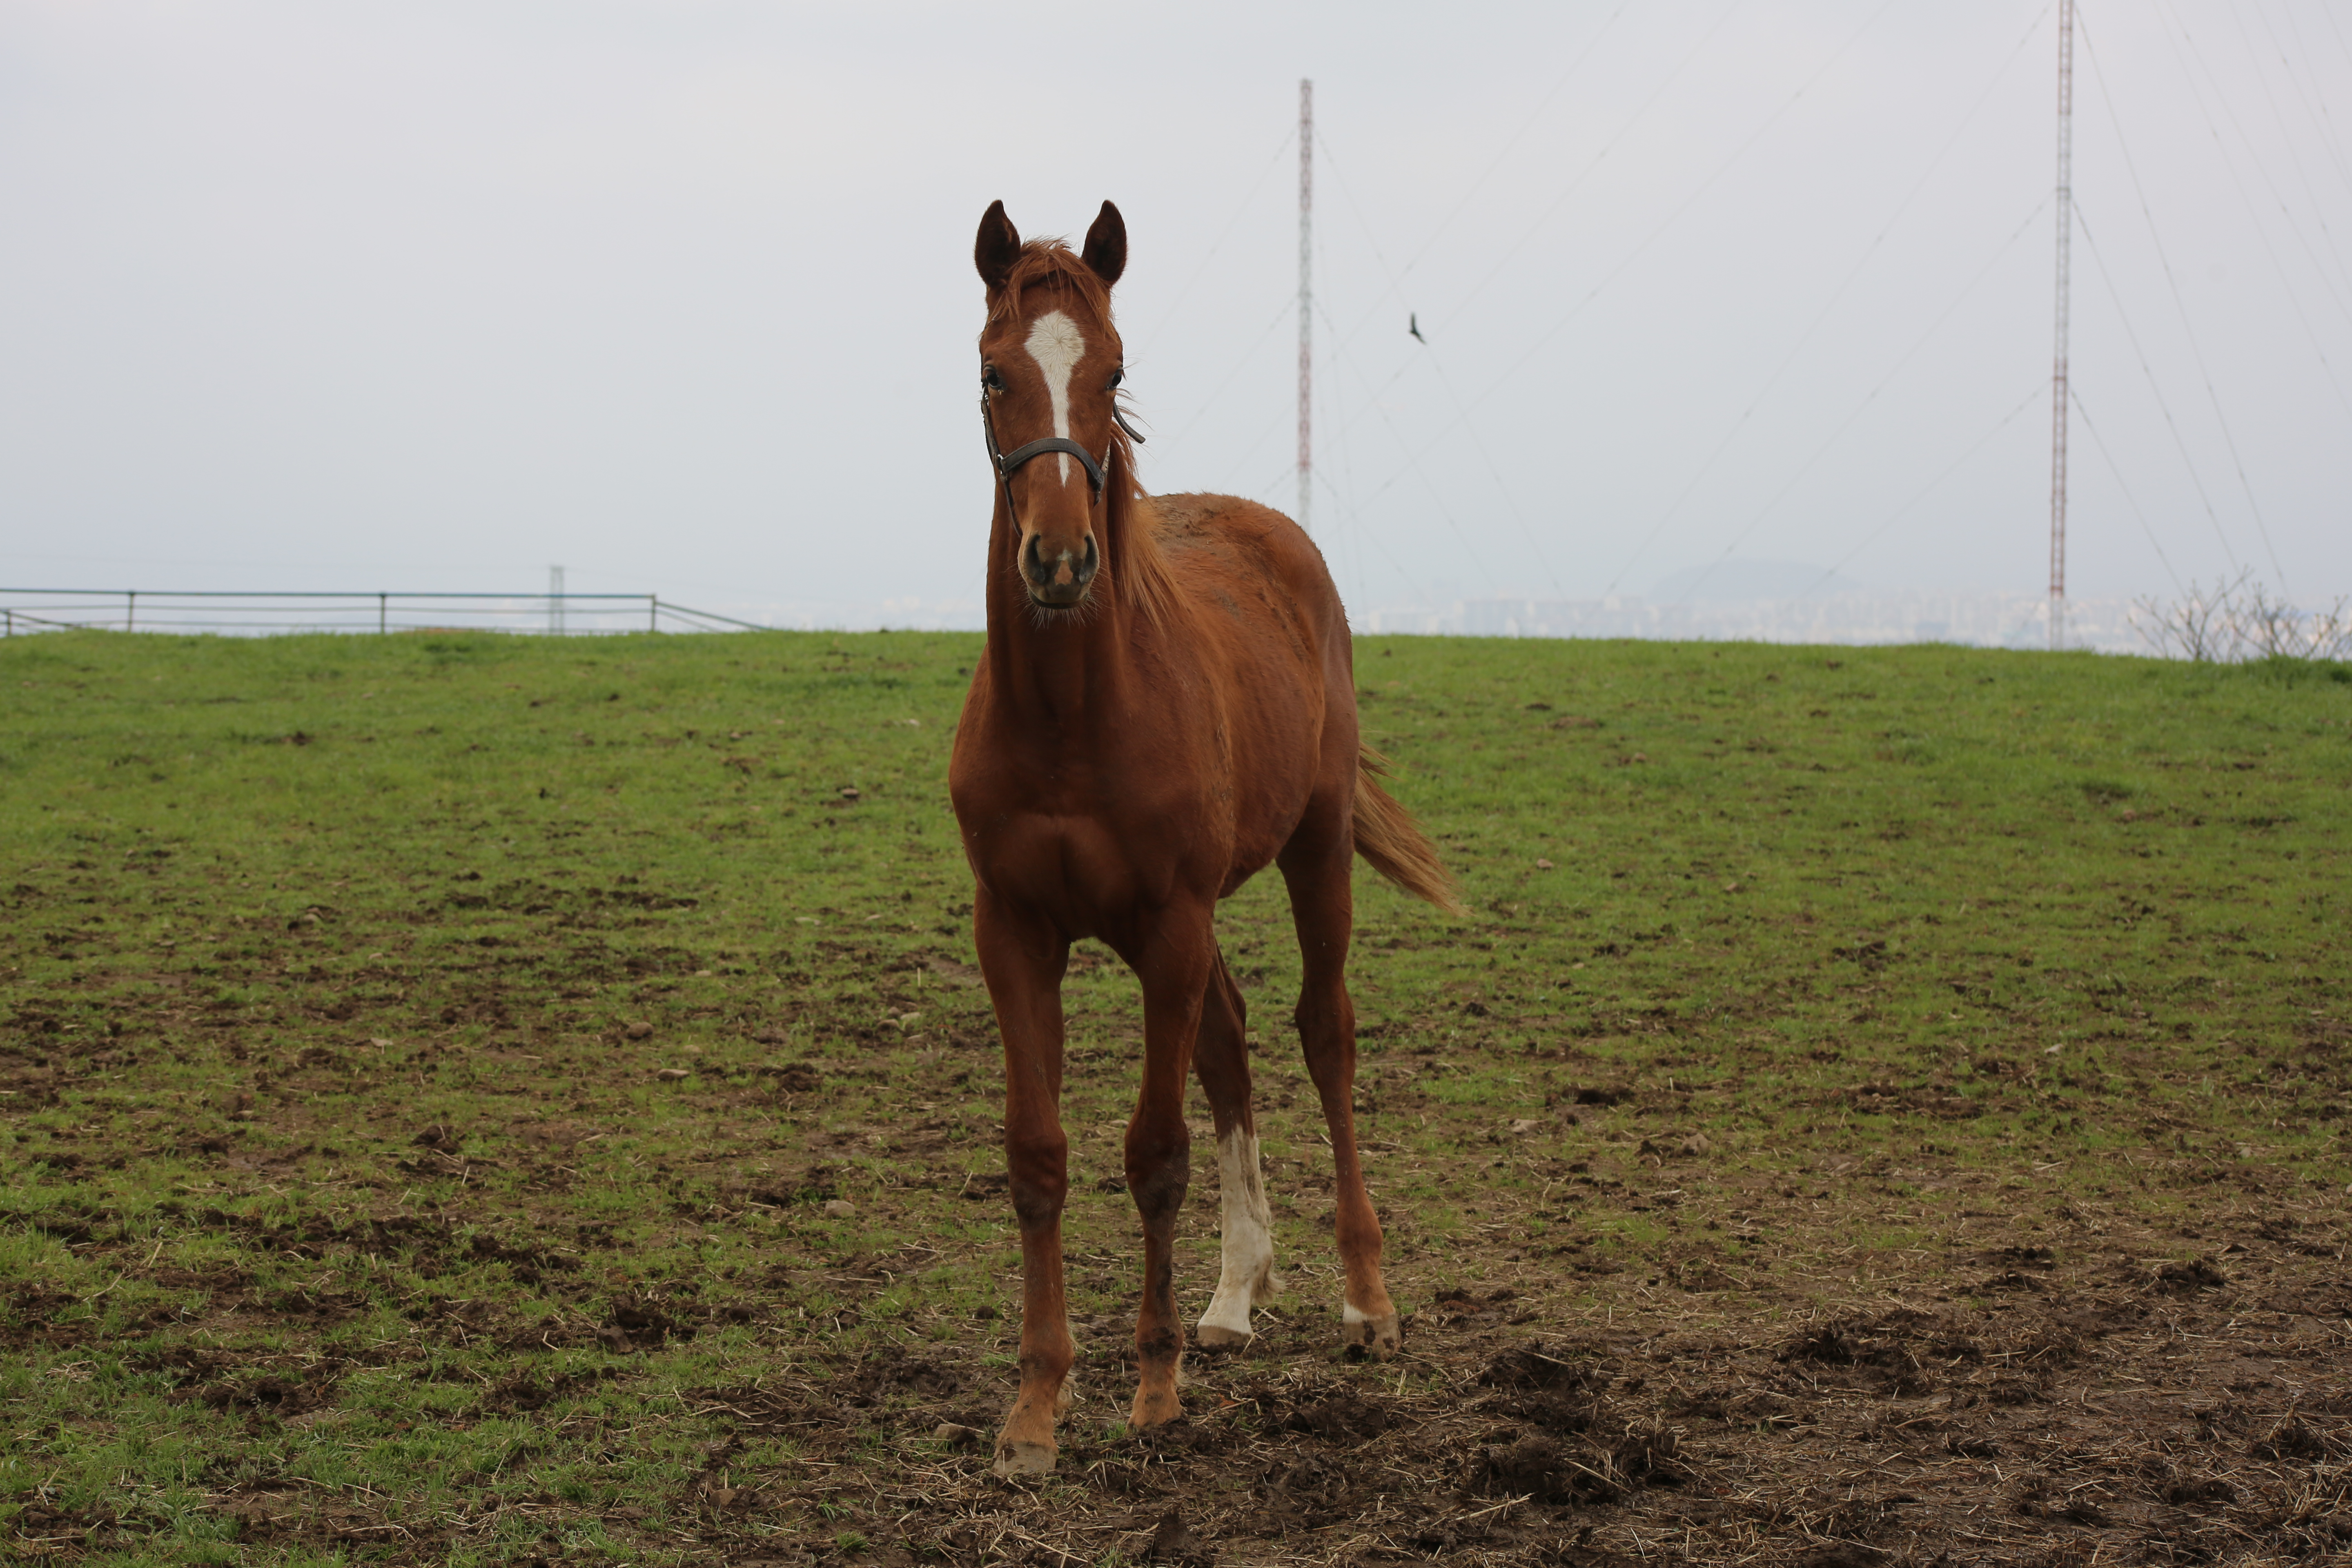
xmin=0 ymin=588 xmax=766 ymax=637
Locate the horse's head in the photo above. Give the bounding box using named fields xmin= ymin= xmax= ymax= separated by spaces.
xmin=975 ymin=200 xmax=1128 ymax=612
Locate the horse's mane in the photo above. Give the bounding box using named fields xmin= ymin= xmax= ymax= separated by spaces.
xmin=987 ymin=240 xmax=1179 ymax=631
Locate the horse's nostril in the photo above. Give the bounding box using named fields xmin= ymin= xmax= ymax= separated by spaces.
xmin=1022 ymin=535 xmax=1098 ymax=592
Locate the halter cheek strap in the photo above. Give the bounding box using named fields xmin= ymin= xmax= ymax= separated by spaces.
xmin=980 ymin=395 xmax=1146 ymax=503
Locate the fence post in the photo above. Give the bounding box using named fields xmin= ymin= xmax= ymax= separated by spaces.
xmin=650 ymin=595 xmax=658 ymax=633
xmin=127 ymin=590 xmax=136 ymax=633
xmin=379 ymin=593 xmax=388 ymax=634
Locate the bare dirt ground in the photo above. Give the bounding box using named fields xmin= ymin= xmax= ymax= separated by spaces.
xmin=14 ymin=956 xmax=2352 ymax=1566
xmin=623 ymin=1051 xmax=2352 ymax=1568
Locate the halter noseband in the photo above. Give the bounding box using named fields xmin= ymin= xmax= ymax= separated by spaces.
xmin=980 ymin=394 xmax=1146 ymax=504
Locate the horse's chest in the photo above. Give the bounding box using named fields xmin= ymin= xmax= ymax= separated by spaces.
xmin=962 ymin=806 xmax=1205 ymax=922
xmin=950 ymin=691 xmax=1265 ymax=923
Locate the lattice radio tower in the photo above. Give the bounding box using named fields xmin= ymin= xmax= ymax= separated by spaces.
xmin=2048 ymin=0 xmax=2074 ymax=651
xmin=1298 ymin=78 xmax=1314 ymax=534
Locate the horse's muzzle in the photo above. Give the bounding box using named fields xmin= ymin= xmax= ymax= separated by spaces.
xmin=1022 ymin=533 xmax=1098 ymax=608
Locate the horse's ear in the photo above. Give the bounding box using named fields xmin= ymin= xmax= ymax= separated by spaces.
xmin=1081 ymin=200 xmax=1127 ymax=288
xmin=976 ymin=200 xmax=1021 ymax=290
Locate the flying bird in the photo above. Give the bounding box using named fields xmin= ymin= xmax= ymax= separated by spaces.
xmin=1408 ymin=314 xmax=1427 ymax=343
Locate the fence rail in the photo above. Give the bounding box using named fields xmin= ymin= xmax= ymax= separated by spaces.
xmin=0 ymin=588 xmax=767 ymax=637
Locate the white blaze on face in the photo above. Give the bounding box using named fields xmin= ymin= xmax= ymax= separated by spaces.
xmin=1197 ymin=1126 xmax=1279 ymax=1343
xmin=1022 ymin=310 xmax=1087 ymax=486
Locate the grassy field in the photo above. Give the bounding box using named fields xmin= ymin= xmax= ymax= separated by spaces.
xmin=2 ymin=627 xmax=2348 ymax=1567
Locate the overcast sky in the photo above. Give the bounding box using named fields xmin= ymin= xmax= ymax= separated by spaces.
xmin=3 ymin=0 xmax=2347 ymax=626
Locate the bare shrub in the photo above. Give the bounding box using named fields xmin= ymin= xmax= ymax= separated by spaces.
xmin=2132 ymin=572 xmax=2352 ymax=663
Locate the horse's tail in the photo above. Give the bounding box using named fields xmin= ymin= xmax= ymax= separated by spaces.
xmin=1352 ymin=746 xmax=1466 ymax=916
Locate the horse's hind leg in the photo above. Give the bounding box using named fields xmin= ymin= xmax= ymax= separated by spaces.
xmin=1193 ymin=947 xmax=1279 ymax=1348
xmin=1278 ymin=824 xmax=1402 ymax=1359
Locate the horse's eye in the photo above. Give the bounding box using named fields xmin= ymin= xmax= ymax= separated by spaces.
xmin=982 ymin=365 xmax=1004 ymax=392
xmin=1106 ymin=367 xmax=1125 ymax=391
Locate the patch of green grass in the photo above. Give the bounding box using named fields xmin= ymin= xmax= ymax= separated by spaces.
xmin=0 ymin=628 xmax=2346 ymax=1562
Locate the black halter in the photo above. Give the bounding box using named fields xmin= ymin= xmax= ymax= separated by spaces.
xmin=980 ymin=394 xmax=1146 ymax=503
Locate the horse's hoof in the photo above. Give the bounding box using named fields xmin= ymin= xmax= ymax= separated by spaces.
xmin=991 ymin=1439 xmax=1057 ymax=1479
xmin=1343 ymin=1310 xmax=1402 ymax=1361
xmin=1129 ymin=1385 xmax=1185 ymax=1429
xmin=1192 ymin=1321 xmax=1254 ymax=1351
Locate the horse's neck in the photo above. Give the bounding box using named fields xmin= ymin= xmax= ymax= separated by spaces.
xmin=981 ymin=506 xmax=1135 ymax=729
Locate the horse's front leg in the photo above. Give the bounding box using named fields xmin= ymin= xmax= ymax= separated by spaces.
xmin=974 ymin=890 xmax=1075 ymax=1477
xmin=1123 ymin=913 xmax=1214 ymax=1430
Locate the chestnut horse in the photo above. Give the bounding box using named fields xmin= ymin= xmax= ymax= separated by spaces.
xmin=949 ymin=199 xmax=1460 ymax=1478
